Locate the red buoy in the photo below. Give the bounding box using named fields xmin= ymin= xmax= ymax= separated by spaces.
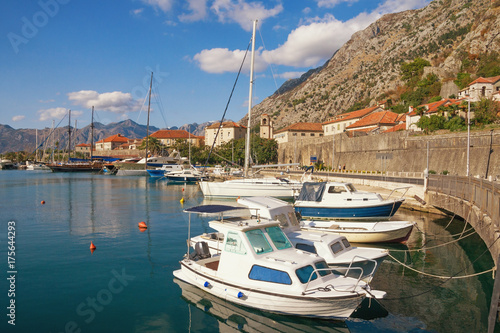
xmin=138 ymin=221 xmax=147 ymax=229
xmin=41 ymin=200 xmax=45 ymax=205
xmin=90 ymin=241 xmax=96 ymax=250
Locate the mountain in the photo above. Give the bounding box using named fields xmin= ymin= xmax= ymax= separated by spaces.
xmin=245 ymin=0 xmax=500 ymax=130
xmin=0 ymin=120 xmax=159 ymax=154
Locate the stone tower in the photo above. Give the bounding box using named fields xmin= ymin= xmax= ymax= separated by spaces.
xmin=260 ymin=114 xmax=273 ymax=139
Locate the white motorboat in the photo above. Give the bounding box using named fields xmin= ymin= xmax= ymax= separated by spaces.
xmin=294 ymin=182 xmax=406 ymax=220
xmin=236 ymin=196 xmax=389 ymax=281
xmin=176 ymin=202 xmax=386 ymax=320
xmin=300 ymin=220 xmax=415 ymax=243
xmin=199 ymin=176 xmax=303 ymax=199
xmin=165 ymin=167 xmax=207 ymax=182
xmin=146 ymin=164 xmax=184 ymax=177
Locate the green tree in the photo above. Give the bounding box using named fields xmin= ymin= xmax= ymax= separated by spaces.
xmin=417 ymin=114 xmax=445 ymax=133
xmin=474 ymin=98 xmax=499 ymax=124
xmin=400 ymin=58 xmax=431 ymax=83
xmin=138 ymin=136 xmax=163 ymax=155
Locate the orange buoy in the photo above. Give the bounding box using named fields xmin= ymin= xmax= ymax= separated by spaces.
xmin=90 ymin=241 xmax=96 ymax=250
xmin=41 ymin=200 xmax=45 ymax=205
xmin=138 ymin=221 xmax=147 ymax=229
xmin=182 ymin=188 xmax=185 ymax=192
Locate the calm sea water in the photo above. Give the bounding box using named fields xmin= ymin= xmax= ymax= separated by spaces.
xmin=0 ymin=171 xmax=497 ymax=333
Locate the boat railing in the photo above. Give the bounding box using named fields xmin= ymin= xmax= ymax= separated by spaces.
xmin=302 ymin=267 xmax=364 ymax=295
xmin=386 ymin=186 xmax=411 ymax=200
xmin=344 ymin=255 xmax=379 ymax=281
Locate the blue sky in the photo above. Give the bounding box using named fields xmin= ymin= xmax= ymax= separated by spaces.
xmin=1 ymin=0 xmax=430 ymax=131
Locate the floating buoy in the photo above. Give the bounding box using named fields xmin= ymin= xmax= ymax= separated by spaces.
xmin=138 ymin=221 xmax=147 ymax=229
xmin=90 ymin=241 xmax=96 ymax=250
xmin=180 ymin=197 xmax=185 ymax=204
xmin=41 ymin=200 xmax=45 ymax=205
xmin=182 ymin=188 xmax=185 ymax=192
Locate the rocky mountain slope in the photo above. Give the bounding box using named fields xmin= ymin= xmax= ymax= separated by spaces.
xmin=245 ymin=0 xmax=500 ymax=130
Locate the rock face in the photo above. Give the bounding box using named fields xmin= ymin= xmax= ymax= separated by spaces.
xmin=245 ymin=0 xmax=500 ymax=130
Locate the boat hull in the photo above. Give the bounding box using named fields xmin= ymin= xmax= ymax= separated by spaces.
xmin=199 ymin=179 xmax=302 ymax=199
xmin=174 ymin=264 xmax=365 ymax=320
xmin=295 ymin=200 xmax=404 ymax=220
xmin=47 ymin=164 xmax=105 ymax=172
xmin=301 ymin=221 xmax=415 ymax=243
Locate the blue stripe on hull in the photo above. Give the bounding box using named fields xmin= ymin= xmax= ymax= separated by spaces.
xmin=295 ymin=201 xmax=403 ymax=219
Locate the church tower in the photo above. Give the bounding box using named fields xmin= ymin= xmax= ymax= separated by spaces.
xmin=260 ymin=114 xmax=273 ymax=139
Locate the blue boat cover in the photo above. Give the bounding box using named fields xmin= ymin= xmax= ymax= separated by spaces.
xmin=184 ymin=205 xmax=245 ymax=214
xmin=296 ymin=182 xmax=327 ymax=202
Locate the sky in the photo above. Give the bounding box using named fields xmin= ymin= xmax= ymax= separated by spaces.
xmin=1 ymin=0 xmax=430 ymax=131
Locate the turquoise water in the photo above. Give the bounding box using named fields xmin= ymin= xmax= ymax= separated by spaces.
xmin=0 ymin=171 xmax=496 ymax=333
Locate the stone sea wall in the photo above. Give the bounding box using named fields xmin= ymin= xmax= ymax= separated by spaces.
xmin=278 ymin=129 xmax=500 ymax=180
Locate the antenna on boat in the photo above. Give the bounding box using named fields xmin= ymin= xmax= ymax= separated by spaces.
xmin=244 ymin=19 xmax=257 ymax=178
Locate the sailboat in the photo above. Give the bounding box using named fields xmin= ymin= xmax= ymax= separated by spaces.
xmin=47 ymin=108 xmax=107 ymax=172
xmin=198 ymin=21 xmax=302 ymax=199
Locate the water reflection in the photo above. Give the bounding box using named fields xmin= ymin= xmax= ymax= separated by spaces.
xmin=174 ymin=278 xmax=350 ymax=333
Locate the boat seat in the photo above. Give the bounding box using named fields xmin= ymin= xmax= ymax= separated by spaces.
xmin=190 ymin=241 xmax=211 ymax=260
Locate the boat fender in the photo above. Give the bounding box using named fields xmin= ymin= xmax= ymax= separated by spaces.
xmin=225 ymin=288 xmax=244 ymax=298
xmin=203 ymin=281 xmax=211 ymax=288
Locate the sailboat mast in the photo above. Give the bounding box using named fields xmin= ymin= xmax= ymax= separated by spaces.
xmin=90 ymin=106 xmax=94 ymax=161
xmin=145 ymin=72 xmax=153 ymax=170
xmin=244 ymin=19 xmax=257 ymax=178
xmin=68 ymin=109 xmax=71 ymax=161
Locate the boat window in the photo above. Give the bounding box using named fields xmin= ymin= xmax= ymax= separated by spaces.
xmin=346 ymin=184 xmax=356 ymax=192
xmin=331 ymin=241 xmax=344 ymax=254
xmin=296 ymin=265 xmax=318 ymax=283
xmin=287 ymin=211 xmax=300 ymax=227
xmin=314 ymin=261 xmax=332 ymax=277
xmin=341 ymin=238 xmax=351 ymax=249
xmin=246 ymin=229 xmax=273 ymax=254
xmin=295 ymin=243 xmax=316 ymax=254
xmin=225 ymin=231 xmax=247 ymax=255
xmin=273 ymin=213 xmax=289 ymax=227
xmin=328 ymin=186 xmax=347 ymax=194
xmin=249 ymin=265 xmax=292 ymax=285
xmin=266 ymin=226 xmax=292 ymax=250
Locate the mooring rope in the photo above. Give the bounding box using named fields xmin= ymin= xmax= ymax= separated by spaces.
xmin=387 ymin=252 xmax=496 ymax=279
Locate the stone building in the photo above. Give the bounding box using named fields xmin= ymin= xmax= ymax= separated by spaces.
xmin=204 ymin=121 xmax=246 ymax=147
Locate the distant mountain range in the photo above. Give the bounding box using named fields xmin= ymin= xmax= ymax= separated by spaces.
xmin=0 ymin=119 xmax=217 ymax=154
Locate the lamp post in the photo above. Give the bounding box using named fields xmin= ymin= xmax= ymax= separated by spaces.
xmin=466 ymin=93 xmax=470 ymax=177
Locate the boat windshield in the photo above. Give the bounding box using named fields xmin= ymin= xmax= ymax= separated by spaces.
xmin=225 ymin=231 xmax=247 ymax=255
xmin=246 ymin=229 xmax=273 ymax=254
xmin=273 ymin=213 xmax=289 ymax=227
xmin=296 ymin=265 xmax=318 ymax=283
xmin=265 ymin=226 xmax=292 ymax=250
xmin=314 ymin=260 xmax=332 ymax=277
xmin=346 ymin=184 xmax=357 ymax=192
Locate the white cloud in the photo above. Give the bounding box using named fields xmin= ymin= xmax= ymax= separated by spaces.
xmin=67 ymin=90 xmax=142 ymax=113
xmin=131 ymin=8 xmax=144 ymax=15
xmin=193 ymin=47 xmax=267 ymax=74
xmin=12 ymin=115 xmax=25 ymax=122
xmin=179 ymin=0 xmax=208 ymax=22
xmin=37 ymin=107 xmax=82 ymax=121
xmin=211 ymin=0 xmax=283 ymax=31
xmin=315 ymin=0 xmax=358 ymax=9
xmin=141 ymin=0 xmax=174 ymax=12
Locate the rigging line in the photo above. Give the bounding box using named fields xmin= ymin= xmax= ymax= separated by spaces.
xmin=203 ymin=39 xmax=252 ymax=170
xmin=257 ymin=26 xmax=280 ymax=94
xmin=136 ymin=89 xmax=150 ymax=124
xmin=389 ymin=228 xmax=477 ymax=252
xmin=412 ymin=222 xmax=475 ymax=239
xmin=27 ymin=114 xmax=69 ymax=159
xmin=152 ymin=81 xmax=169 ymax=129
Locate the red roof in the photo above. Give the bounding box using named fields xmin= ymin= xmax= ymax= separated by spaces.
xmin=76 ymin=143 xmax=90 ymax=147
xmin=346 ymin=111 xmax=399 ymax=129
xmin=469 ymin=75 xmax=500 ymax=85
xmin=382 ymin=123 xmax=406 ymax=133
xmin=205 ymin=121 xmax=246 ymax=130
xmin=150 ymin=129 xmax=196 ymax=139
xmin=274 ymin=122 xmax=323 ymax=134
xmin=408 ymin=98 xmax=464 ymax=116
xmin=96 ymin=134 xmax=129 ymax=144
xmin=322 ymin=106 xmax=381 ymax=125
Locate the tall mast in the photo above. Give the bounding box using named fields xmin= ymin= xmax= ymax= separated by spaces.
xmin=244 ymin=20 xmax=257 ymax=178
xmin=52 ymin=120 xmax=55 ymax=163
xmin=90 ymin=106 xmax=94 ymax=161
xmin=68 ymin=109 xmax=71 ymax=161
xmin=145 ymin=72 xmax=153 ymax=170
